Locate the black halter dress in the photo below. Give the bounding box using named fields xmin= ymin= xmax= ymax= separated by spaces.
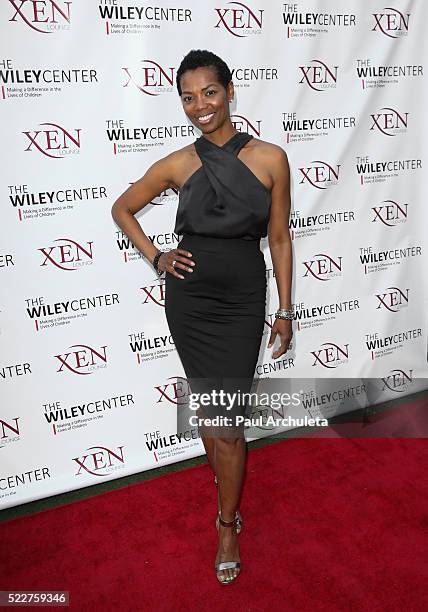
xmin=164 ymin=131 xmax=271 ymax=434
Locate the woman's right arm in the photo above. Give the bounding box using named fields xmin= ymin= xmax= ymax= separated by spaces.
xmin=111 ymin=155 xmax=175 ymax=266
xmin=111 ymin=154 xmax=194 ymax=278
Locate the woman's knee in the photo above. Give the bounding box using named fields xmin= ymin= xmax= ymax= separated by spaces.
xmin=215 ymin=435 xmax=245 ymax=449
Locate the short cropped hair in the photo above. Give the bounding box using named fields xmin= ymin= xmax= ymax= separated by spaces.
xmin=176 ymin=49 xmax=232 ymax=96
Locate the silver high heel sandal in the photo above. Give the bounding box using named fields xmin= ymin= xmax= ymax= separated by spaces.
xmin=214 ymin=474 xmax=243 ymax=534
xmin=215 ymin=511 xmax=241 ymax=585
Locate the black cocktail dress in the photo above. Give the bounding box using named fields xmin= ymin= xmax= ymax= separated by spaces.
xmin=164 ymin=131 xmax=271 ymax=433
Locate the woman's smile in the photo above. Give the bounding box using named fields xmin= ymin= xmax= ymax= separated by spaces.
xmin=197 ymin=112 xmax=215 ymax=125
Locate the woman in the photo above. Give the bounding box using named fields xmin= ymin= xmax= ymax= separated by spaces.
xmin=111 ymin=49 xmax=293 ymax=585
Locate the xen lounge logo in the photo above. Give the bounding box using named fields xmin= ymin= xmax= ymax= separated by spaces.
xmin=370 ymin=107 xmax=408 ymax=136
xmin=155 ymin=376 xmax=192 ymax=406
xmin=303 ymin=254 xmax=343 ymax=281
xmin=371 ymin=199 xmax=408 ymax=226
xmin=382 ymin=368 xmax=413 ymax=392
xmin=8 ymin=0 xmax=72 ymax=33
xmin=299 ymin=60 xmax=338 ymax=91
xmin=231 ymin=114 xmax=261 ymax=136
xmin=123 ymin=60 xmax=175 ymax=96
xmin=372 ymin=7 xmax=410 ymax=38
xmin=0 ymin=417 xmax=20 ymax=449
xmin=73 ymin=445 xmax=125 ymax=477
xmin=311 ymin=342 xmax=349 ymax=369
xmin=215 ymin=2 xmax=263 ymax=37
xmin=299 ymin=160 xmax=340 ymax=189
xmin=141 ymin=280 xmax=166 ymax=307
xmin=23 ymin=122 xmax=81 ymax=157
xmin=38 ymin=238 xmax=94 ymax=270
xmin=375 ymin=287 xmax=409 ymax=312
xmin=55 ymin=344 xmax=108 ymax=375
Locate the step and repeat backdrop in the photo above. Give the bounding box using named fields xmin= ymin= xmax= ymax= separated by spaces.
xmin=1 ymin=1 xmax=428 ymax=509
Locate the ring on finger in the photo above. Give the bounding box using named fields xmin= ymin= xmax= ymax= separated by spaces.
xmin=172 ymin=259 xmax=176 ymax=267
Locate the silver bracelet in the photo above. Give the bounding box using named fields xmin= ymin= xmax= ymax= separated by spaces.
xmin=275 ymin=308 xmax=294 ymax=320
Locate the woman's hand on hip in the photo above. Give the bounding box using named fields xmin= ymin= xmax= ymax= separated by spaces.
xmin=159 ymin=248 xmax=195 ymax=279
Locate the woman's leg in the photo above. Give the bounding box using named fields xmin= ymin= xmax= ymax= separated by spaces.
xmin=200 ymin=435 xmax=216 ymax=474
xmin=214 ymin=435 xmax=246 ymax=581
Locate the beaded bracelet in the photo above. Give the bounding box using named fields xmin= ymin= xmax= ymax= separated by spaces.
xmin=152 ymin=250 xmax=163 ymax=276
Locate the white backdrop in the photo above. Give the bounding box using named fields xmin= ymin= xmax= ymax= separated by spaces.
xmin=1 ymin=1 xmax=427 ymax=509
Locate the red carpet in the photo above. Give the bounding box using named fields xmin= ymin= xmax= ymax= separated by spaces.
xmin=1 ymin=436 xmax=427 ymax=612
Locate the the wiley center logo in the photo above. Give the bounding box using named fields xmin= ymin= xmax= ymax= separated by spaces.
xmin=8 ymin=0 xmax=72 ymax=33
xmin=299 ymin=60 xmax=338 ymax=91
xmin=214 ymin=2 xmax=263 ymax=37
xmin=299 ymin=161 xmax=340 ymax=189
xmin=123 ymin=60 xmax=175 ymax=95
xmin=370 ymin=107 xmax=408 ymax=136
xmin=38 ymin=238 xmax=94 ymax=270
xmin=372 ymin=8 xmax=410 ymax=38
xmin=303 ymin=254 xmax=343 ymax=280
xmin=23 ymin=122 xmax=81 ymax=157
xmin=375 ymin=287 xmax=409 ymax=312
xmin=54 ymin=344 xmax=108 ymax=375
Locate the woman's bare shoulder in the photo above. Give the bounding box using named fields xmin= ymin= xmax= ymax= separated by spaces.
xmin=251 ymin=137 xmax=287 ymax=159
xmin=153 ymin=141 xmax=196 ymax=180
xmin=249 ymin=138 xmax=289 ymax=180
xmin=144 ymin=142 xmax=196 ymax=188
xmin=162 ymin=142 xmax=197 ymax=166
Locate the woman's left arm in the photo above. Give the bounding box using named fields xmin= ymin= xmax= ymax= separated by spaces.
xmin=266 ymin=146 xmax=293 ymax=359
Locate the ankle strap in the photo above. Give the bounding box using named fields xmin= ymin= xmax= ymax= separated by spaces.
xmin=218 ymin=512 xmax=238 ymax=528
